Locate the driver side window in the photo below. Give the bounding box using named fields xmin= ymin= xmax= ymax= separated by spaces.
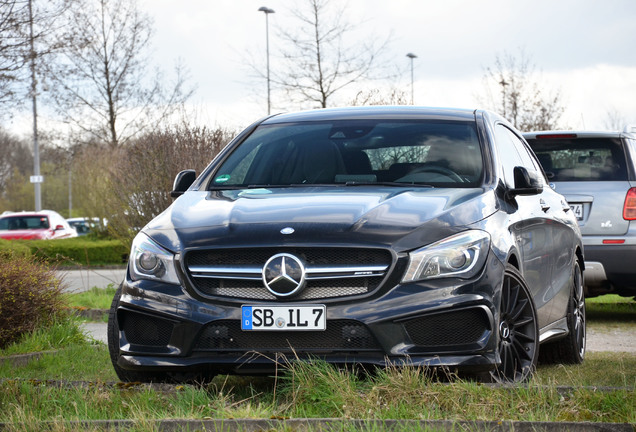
xmin=495 ymin=124 xmax=545 ymax=188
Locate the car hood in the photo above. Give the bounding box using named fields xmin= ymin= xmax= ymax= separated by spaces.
xmin=144 ymin=186 xmax=498 ymax=253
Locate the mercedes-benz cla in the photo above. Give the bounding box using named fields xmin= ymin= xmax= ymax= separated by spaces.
xmin=108 ymin=107 xmax=585 ymax=383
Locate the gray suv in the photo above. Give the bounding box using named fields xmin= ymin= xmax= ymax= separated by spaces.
xmin=524 ymin=130 xmax=636 ymax=298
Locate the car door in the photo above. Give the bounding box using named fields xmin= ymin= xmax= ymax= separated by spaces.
xmin=514 ymin=133 xmax=580 ymax=323
xmin=495 ymin=124 xmax=562 ymax=329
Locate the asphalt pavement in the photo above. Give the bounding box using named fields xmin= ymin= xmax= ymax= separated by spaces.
xmin=58 ymin=267 xmax=126 ymax=293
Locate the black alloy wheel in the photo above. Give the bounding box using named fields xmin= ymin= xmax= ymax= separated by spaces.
xmin=570 ymin=261 xmax=586 ymax=362
xmin=491 ymin=265 xmax=539 ymax=383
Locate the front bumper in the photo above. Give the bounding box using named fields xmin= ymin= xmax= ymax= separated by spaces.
xmin=114 ymin=256 xmax=504 ymax=375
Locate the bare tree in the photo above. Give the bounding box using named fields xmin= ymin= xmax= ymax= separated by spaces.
xmin=270 ymin=0 xmax=388 ymax=109
xmin=348 ymin=87 xmax=409 ymax=106
xmin=0 ymin=128 xmax=30 ymax=196
xmin=80 ymin=125 xmax=233 ymax=242
xmin=478 ymin=50 xmax=565 ymax=132
xmin=44 ymin=0 xmax=193 ymax=147
xmin=603 ymin=107 xmax=629 ymax=130
xmin=0 ymin=0 xmax=28 ymax=111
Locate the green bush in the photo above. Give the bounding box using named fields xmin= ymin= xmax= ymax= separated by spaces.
xmin=0 ymin=239 xmax=31 ymax=259
xmin=19 ymin=237 xmax=128 ymax=266
xmin=0 ymin=254 xmax=67 ymax=349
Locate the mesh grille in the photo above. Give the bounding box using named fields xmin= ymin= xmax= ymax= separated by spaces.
xmin=194 ymin=276 xmax=382 ymax=300
xmin=185 ymin=247 xmax=392 ymax=301
xmin=194 ymin=320 xmax=382 ymax=352
xmin=121 ymin=311 xmax=173 ymax=347
xmin=403 ymin=308 xmax=489 ymax=347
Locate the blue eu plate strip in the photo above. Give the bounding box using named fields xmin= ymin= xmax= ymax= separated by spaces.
xmin=241 ymin=306 xmax=252 ymax=330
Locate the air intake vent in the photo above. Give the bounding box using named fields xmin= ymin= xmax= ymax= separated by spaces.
xmin=403 ymin=308 xmax=490 ymax=347
xmin=121 ymin=311 xmax=173 ymax=347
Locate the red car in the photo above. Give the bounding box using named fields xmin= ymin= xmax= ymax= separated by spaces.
xmin=0 ymin=210 xmax=78 ymax=240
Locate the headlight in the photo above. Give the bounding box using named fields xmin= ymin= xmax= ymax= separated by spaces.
xmin=129 ymin=233 xmax=180 ymax=285
xmin=402 ymin=230 xmax=490 ymax=283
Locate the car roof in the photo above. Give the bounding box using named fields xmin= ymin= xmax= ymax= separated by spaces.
xmin=261 ymin=106 xmax=480 ymax=124
xmin=523 ymin=130 xmax=636 ymax=140
xmin=0 ymin=210 xmax=60 ymax=218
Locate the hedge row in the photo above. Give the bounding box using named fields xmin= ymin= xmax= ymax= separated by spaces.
xmin=0 ymin=238 xmax=128 ymax=266
xmin=0 ymin=239 xmax=31 ymax=258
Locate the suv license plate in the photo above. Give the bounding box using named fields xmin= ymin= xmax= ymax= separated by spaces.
xmin=570 ymin=203 xmax=583 ymax=220
xmin=241 ymin=305 xmax=326 ymax=331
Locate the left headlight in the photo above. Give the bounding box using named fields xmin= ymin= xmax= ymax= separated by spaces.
xmin=129 ymin=233 xmax=180 ymax=285
xmin=402 ymin=230 xmax=490 ymax=283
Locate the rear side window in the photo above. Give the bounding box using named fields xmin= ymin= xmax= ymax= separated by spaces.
xmin=527 ymin=138 xmax=627 ymax=181
xmin=0 ymin=216 xmax=49 ymax=230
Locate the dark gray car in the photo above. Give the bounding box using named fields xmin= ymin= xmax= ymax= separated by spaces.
xmin=108 ymin=107 xmax=585 ymax=384
xmin=524 ymin=130 xmax=636 ymax=298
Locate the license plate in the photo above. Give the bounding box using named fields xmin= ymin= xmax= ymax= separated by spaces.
xmin=241 ymin=305 xmax=326 ymax=331
xmin=570 ymin=203 xmax=583 ymax=220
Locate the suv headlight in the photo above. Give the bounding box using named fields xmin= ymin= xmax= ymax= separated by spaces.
xmin=129 ymin=233 xmax=180 ymax=285
xmin=402 ymin=230 xmax=490 ymax=283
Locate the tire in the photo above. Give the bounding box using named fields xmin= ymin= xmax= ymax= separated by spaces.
xmin=539 ymin=260 xmax=586 ymax=364
xmin=107 ymin=285 xmax=169 ymax=383
xmin=490 ymin=265 xmax=539 ymax=383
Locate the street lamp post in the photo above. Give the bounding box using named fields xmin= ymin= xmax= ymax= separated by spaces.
xmin=28 ymin=0 xmax=42 ymax=211
xmin=258 ymin=6 xmax=275 ymax=115
xmin=406 ymin=53 xmax=417 ymax=105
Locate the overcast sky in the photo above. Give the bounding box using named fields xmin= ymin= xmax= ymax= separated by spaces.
xmin=92 ymin=0 xmax=636 ymax=131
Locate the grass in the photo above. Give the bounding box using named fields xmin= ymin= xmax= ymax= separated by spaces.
xmin=0 ymin=318 xmax=91 ymax=356
xmin=64 ymin=286 xmax=117 ymax=310
xmin=586 ymin=294 xmax=635 ymax=335
xmin=0 ymin=294 xmax=634 ymax=429
xmin=0 ymin=355 xmax=633 ymax=426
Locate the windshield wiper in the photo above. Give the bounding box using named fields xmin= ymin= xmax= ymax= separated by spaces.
xmin=343 ymin=181 xmax=433 ymax=188
xmin=209 ymin=182 xmax=433 ymax=190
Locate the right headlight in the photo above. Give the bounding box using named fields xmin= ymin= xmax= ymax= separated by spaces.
xmin=402 ymin=230 xmax=490 ymax=283
xmin=129 ymin=233 xmax=180 ymax=285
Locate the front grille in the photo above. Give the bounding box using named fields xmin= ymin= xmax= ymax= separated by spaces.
xmin=185 ymin=247 xmax=392 ymax=301
xmin=403 ymin=308 xmax=490 ymax=347
xmin=194 ymin=276 xmax=382 ymax=300
xmin=187 ymin=248 xmax=390 ymax=266
xmin=193 ymin=320 xmax=382 ymax=352
xmin=121 ymin=310 xmax=173 ymax=347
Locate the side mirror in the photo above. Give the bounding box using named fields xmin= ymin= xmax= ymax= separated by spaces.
xmin=55 ymin=224 xmax=65 ymax=231
xmin=170 ymin=170 xmax=196 ymax=198
xmin=508 ymin=166 xmax=543 ymax=197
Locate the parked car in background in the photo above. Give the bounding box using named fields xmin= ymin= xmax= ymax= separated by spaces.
xmin=66 ymin=217 xmax=105 ymax=236
xmin=0 ymin=210 xmax=78 ymax=240
xmin=524 ymin=130 xmax=636 ymax=298
xmin=108 ymin=107 xmax=585 ymax=385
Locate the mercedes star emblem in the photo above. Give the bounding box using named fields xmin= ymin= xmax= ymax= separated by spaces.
xmin=262 ymin=253 xmax=306 ymax=297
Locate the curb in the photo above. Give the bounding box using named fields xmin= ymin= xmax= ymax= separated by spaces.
xmin=2 ymin=418 xmax=632 ymax=431
xmin=0 ymin=351 xmax=54 ymax=368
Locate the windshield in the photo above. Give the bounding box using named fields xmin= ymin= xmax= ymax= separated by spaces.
xmin=209 ymin=120 xmax=484 ymax=189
